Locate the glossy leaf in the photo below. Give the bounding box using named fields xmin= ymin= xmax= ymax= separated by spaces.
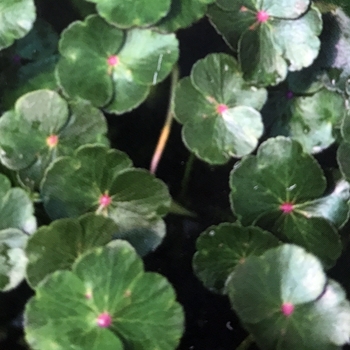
xmin=227 ymin=244 xmax=350 ymax=349
xmin=86 ymin=0 xmax=171 ymax=28
xmin=174 ymin=53 xmax=266 ymax=164
xmin=0 ymin=90 xmax=108 ymax=189
xmin=0 ymin=0 xmax=36 ymax=50
xmin=193 ymin=223 xmax=280 ymax=293
xmin=41 ymin=145 xmax=171 ymax=238
xmin=230 ymin=137 xmax=343 ymax=265
xmin=265 ymin=88 xmax=345 ymax=154
xmin=24 ymin=241 xmax=184 ymax=350
xmin=56 ymin=15 xmax=179 ymax=114
xmin=25 ymin=214 xmax=118 ymax=288
xmin=208 ymin=3 xmax=322 ymax=86
xmin=156 ymin=0 xmax=215 ymax=32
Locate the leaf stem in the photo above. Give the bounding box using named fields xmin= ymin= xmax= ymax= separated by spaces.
xmin=150 ymin=65 xmax=179 ymax=174
xmin=179 ymin=152 xmax=195 ymax=200
xmin=236 ymin=335 xmax=254 ymax=350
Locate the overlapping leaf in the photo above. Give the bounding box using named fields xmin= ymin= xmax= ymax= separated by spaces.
xmin=227 ymin=244 xmax=350 ymax=349
xmin=25 ymin=214 xmax=118 ymax=288
xmin=156 ymin=0 xmax=216 ymax=32
xmin=193 ymin=223 xmax=280 ymax=293
xmin=0 ymin=0 xmax=36 ymax=50
xmin=208 ymin=1 xmax=322 ymax=86
xmin=174 ymin=53 xmax=267 ymax=164
xmin=41 ymin=144 xmax=171 ymax=241
xmin=0 ymin=90 xmax=108 ymax=189
xmin=56 ymin=15 xmax=179 ymax=114
xmin=337 ymin=111 xmax=350 ymax=181
xmin=263 ymin=88 xmax=345 ymax=154
xmin=86 ymin=0 xmax=171 ymax=28
xmin=230 ymin=137 xmax=345 ymax=266
xmin=25 ymin=241 xmax=184 ymax=350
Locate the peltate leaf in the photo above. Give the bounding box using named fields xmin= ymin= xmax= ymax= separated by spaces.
xmin=230 ymin=137 xmax=343 ymax=266
xmin=193 ymin=223 xmax=280 ymax=294
xmin=227 ymin=244 xmax=350 ymax=349
xmin=174 ymin=53 xmax=266 ymax=164
xmin=0 ymin=90 xmax=108 ymax=189
xmin=41 ymin=145 xmax=171 ymax=243
xmin=208 ymin=3 xmax=322 ymax=86
xmin=0 ymin=0 xmax=36 ymax=50
xmin=24 ymin=241 xmax=184 ymax=350
xmin=56 ymin=15 xmax=179 ymax=114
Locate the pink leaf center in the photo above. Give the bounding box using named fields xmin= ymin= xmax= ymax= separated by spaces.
xmin=256 ymin=10 xmax=269 ymax=23
xmin=281 ymin=302 xmax=294 ymax=316
xmin=280 ymin=202 xmax=294 ymax=213
xmin=96 ymin=312 xmax=112 ymax=328
xmin=99 ymin=194 xmax=112 ymax=207
xmin=217 ymin=104 xmax=228 ymax=114
xmin=46 ymin=134 xmax=59 ymax=148
xmin=107 ymin=55 xmax=119 ymax=67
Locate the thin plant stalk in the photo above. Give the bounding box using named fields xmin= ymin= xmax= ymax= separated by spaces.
xmin=150 ymin=65 xmax=179 ymax=174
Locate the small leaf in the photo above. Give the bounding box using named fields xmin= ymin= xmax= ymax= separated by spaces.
xmin=24 ymin=241 xmax=184 ymax=350
xmin=174 ymin=53 xmax=266 ymax=164
xmin=193 ymin=223 xmax=280 ymax=293
xmin=230 ymin=137 xmax=342 ymax=265
xmin=227 ymin=244 xmax=350 ymax=349
xmin=25 ymin=213 xmax=118 ymax=288
xmin=0 ymin=0 xmax=36 ymax=50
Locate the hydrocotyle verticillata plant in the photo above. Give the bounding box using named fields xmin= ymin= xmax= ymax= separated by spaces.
xmin=2 ymin=0 xmax=350 ymax=349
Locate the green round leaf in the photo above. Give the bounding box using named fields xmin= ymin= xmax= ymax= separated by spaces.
xmin=193 ymin=223 xmax=280 ymax=294
xmin=0 ymin=228 xmax=28 ymax=291
xmin=57 ymin=15 xmax=179 ymax=114
xmin=266 ymin=89 xmax=345 ymax=153
xmin=25 ymin=213 xmax=118 ymax=288
xmin=0 ymin=90 xmax=108 ymax=188
xmin=41 ymin=145 xmax=171 ymax=235
xmin=24 ymin=241 xmax=184 ymax=350
xmin=208 ymin=3 xmax=322 ymax=86
xmin=156 ymin=0 xmax=215 ymax=32
xmin=174 ymin=53 xmax=266 ymax=164
xmin=227 ymin=244 xmax=350 ymax=349
xmin=86 ymin=0 xmax=171 ymax=28
xmin=0 ymin=0 xmax=36 ymax=50
xmin=230 ymin=137 xmax=343 ymax=265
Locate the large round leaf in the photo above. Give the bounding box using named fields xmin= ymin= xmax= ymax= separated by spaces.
xmin=265 ymin=88 xmax=345 ymax=153
xmin=230 ymin=137 xmax=344 ymax=265
xmin=41 ymin=144 xmax=171 ymax=234
xmin=156 ymin=0 xmax=215 ymax=32
xmin=174 ymin=53 xmax=267 ymax=164
xmin=208 ymin=2 xmax=322 ymax=86
xmin=0 ymin=0 xmax=36 ymax=50
xmin=86 ymin=0 xmax=171 ymax=28
xmin=24 ymin=241 xmax=184 ymax=350
xmin=227 ymin=244 xmax=350 ymax=349
xmin=0 ymin=90 xmax=108 ymax=189
xmin=25 ymin=213 xmax=118 ymax=288
xmin=193 ymin=223 xmax=280 ymax=294
xmin=56 ymin=15 xmax=179 ymax=114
